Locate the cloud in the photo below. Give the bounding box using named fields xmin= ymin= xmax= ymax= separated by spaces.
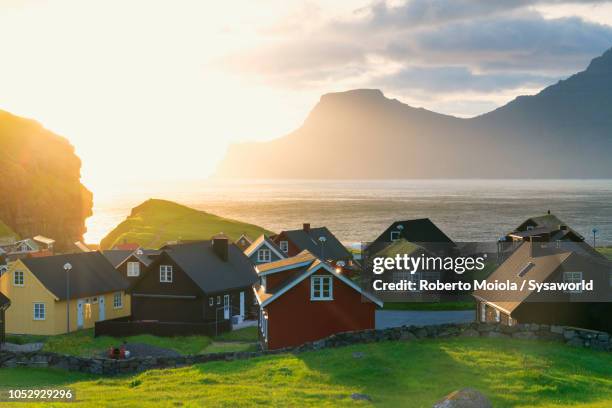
xmin=221 ymin=0 xmax=612 ymax=115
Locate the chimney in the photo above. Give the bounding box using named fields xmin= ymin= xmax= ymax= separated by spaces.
xmin=212 ymin=233 xmax=229 ymax=262
xmin=547 ymin=210 xmax=551 ymax=215
xmin=303 ymin=223 xmax=311 ymax=233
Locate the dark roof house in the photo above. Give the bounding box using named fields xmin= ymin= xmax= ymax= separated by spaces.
xmin=372 ymin=219 xmax=453 ymax=245
xmin=244 ymin=235 xmax=286 ymax=265
xmin=473 ymin=241 xmax=612 ymax=332
xmin=505 ymin=213 xmax=584 ymax=243
xmin=22 ymin=252 xmax=129 ymax=301
xmin=271 ymin=223 xmax=352 ymax=263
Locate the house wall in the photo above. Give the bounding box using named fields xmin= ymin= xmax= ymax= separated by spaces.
xmin=115 ymin=255 xmax=146 ymax=287
xmin=271 ymin=233 xmax=300 ymax=257
xmin=248 ymin=247 xmax=284 ymax=265
xmin=265 ymin=268 xmax=306 ymax=291
xmin=0 ymin=260 xmax=130 ymax=335
xmin=264 ymin=270 xmax=376 ymax=350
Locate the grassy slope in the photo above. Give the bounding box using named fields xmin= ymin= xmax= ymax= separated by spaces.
xmin=2 ymin=338 xmax=611 ymax=407
xmin=597 ymin=247 xmax=612 ymax=260
xmin=99 ymin=199 xmax=273 ymax=249
xmin=0 ymin=218 xmax=17 ymax=239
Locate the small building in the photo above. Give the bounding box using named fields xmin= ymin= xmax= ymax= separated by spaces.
xmin=253 ymin=251 xmax=382 ymax=350
xmin=129 ymin=237 xmax=257 ymax=324
xmin=271 ymin=223 xmax=353 ymax=268
xmin=0 ymin=292 xmax=10 ymax=344
xmin=244 ymin=235 xmax=286 ymax=265
xmin=473 ymin=241 xmax=612 ymax=332
xmin=235 ymin=234 xmax=252 ymax=251
xmin=0 ymin=252 xmax=130 ymax=335
xmin=33 ymin=235 xmax=55 ymax=252
xmin=504 ymin=212 xmax=584 ymax=243
xmin=371 ymin=218 xmax=453 ymax=246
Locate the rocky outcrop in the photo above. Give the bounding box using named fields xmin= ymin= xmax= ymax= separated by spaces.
xmin=0 ymin=110 xmax=92 ymax=250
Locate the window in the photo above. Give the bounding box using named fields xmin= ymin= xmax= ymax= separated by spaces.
xmin=311 ymin=276 xmax=333 ymax=300
xmin=113 ymin=292 xmax=123 ymax=309
xmin=127 ymin=262 xmax=140 ymax=277
xmin=209 ymin=297 xmax=214 ymax=306
xmin=480 ymin=303 xmax=486 ymax=322
xmin=160 ymin=265 xmax=173 ymax=282
xmin=92 ymin=297 xmax=98 ymax=304
xmin=258 ymin=249 xmax=271 ymax=263
xmin=526 ymin=225 xmax=534 ymax=231
xmin=495 ymin=309 xmax=501 ymax=322
xmin=279 ymin=241 xmax=289 ymax=253
xmin=217 ymin=296 xmax=221 ymax=305
xmin=33 ymin=303 xmax=45 ymax=320
xmin=390 ymin=231 xmax=401 ymax=241
xmin=563 ymin=271 xmax=583 ymax=293
xmin=13 ymin=270 xmax=24 ymax=286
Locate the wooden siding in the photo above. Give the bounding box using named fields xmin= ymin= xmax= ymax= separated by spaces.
xmin=263 ymin=269 xmax=376 ymax=350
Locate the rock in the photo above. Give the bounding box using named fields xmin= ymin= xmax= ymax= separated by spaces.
xmin=459 ymin=329 xmax=479 ymax=338
xmin=512 ymin=332 xmax=537 ymax=340
xmin=399 ymin=331 xmax=417 ymax=341
xmin=351 ymin=393 xmax=372 ymax=401
xmin=433 ymin=388 xmax=492 ymax=408
xmin=563 ymin=330 xmax=576 ymax=340
xmin=352 ymin=352 xmax=365 ymax=359
xmin=485 ymin=331 xmax=509 ymax=339
xmin=550 ymin=325 xmax=564 ymax=334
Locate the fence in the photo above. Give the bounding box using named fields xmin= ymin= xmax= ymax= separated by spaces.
xmin=94 ymin=317 xmax=231 ymax=338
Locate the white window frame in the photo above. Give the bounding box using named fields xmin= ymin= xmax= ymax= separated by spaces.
xmin=495 ymin=309 xmax=501 ymax=322
xmin=279 ymin=241 xmax=289 ymax=253
xmin=261 ymin=275 xmax=267 ymax=289
xmin=390 ymin=231 xmax=401 ymax=241
xmin=209 ymin=297 xmax=214 ymax=306
xmin=33 ymin=302 xmax=46 ymax=320
xmin=14 ymin=270 xmax=24 ymax=286
xmin=258 ymin=248 xmax=271 ymax=263
xmin=217 ymin=295 xmax=221 ymax=305
xmin=127 ymin=262 xmax=140 ymax=277
xmin=563 ymin=271 xmax=583 ymax=293
xmin=160 ymin=265 xmax=173 ymax=283
xmin=310 ymin=275 xmax=333 ymax=301
xmin=113 ymin=292 xmax=123 ymax=309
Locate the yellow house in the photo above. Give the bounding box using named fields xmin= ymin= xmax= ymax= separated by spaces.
xmin=0 ymin=252 xmax=131 ymax=335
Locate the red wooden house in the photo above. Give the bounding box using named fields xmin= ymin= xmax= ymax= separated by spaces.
xmin=253 ymin=251 xmax=382 ymax=350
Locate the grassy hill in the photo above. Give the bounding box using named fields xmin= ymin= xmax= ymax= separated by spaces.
xmin=1 ymin=337 xmax=611 ymax=407
xmin=0 ymin=219 xmax=17 ymax=239
xmin=100 ymin=199 xmax=273 ymax=250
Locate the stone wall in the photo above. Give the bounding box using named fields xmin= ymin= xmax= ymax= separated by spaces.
xmin=1 ymin=322 xmax=609 ymax=376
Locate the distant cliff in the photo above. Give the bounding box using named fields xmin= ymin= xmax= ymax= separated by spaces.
xmin=215 ymin=47 xmax=612 ymax=179
xmin=0 ymin=110 xmax=92 ymax=250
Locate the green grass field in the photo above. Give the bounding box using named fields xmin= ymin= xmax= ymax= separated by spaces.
xmin=6 ymin=327 xmax=259 ymax=357
xmin=99 ymin=199 xmax=273 ymax=249
xmin=597 ymin=247 xmax=612 ymax=260
xmin=1 ymin=337 xmax=610 ymax=407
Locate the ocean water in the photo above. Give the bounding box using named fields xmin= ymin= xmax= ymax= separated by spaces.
xmin=86 ymin=179 xmax=612 ymax=246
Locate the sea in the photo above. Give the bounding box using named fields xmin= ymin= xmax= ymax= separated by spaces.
xmin=85 ymin=179 xmax=612 ymax=246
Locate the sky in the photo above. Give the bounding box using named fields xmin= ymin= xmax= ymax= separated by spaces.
xmin=2 ymin=0 xmax=612 ymax=192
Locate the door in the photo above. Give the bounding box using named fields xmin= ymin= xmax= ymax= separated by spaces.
xmin=98 ymin=296 xmax=105 ymax=321
xmin=77 ymin=300 xmax=84 ymax=329
xmin=223 ymin=294 xmax=230 ymax=320
xmin=239 ymin=291 xmax=245 ymax=319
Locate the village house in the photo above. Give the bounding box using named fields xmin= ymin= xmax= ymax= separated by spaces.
xmin=0 ymin=252 xmax=130 ymax=335
xmin=244 ymin=234 xmax=286 ymax=265
xmin=253 ymin=250 xmax=382 ymax=350
xmin=473 ymin=241 xmax=612 ymax=332
xmin=271 ymin=224 xmax=355 ymax=274
xmin=234 ymin=234 xmax=252 ymax=251
xmin=0 ymin=292 xmax=9 ymax=345
xmin=372 ymin=218 xmax=454 ymax=245
xmin=504 ymin=212 xmax=584 ymax=243
xmin=128 ymin=236 xmax=257 ymax=325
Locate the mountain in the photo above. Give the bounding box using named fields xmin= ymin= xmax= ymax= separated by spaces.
xmin=0 ymin=110 xmax=92 ymax=250
xmin=100 ymin=199 xmax=273 ymax=249
xmin=215 ymin=48 xmax=612 ymax=179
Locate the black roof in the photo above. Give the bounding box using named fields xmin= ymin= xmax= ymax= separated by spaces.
xmin=283 ymin=227 xmax=352 ymax=261
xmin=0 ymin=291 xmax=10 ymax=308
xmin=162 ymin=241 xmax=257 ymax=293
xmin=373 ymin=218 xmax=454 ymax=244
xmin=22 ymin=252 xmax=129 ymax=300
xmin=102 ymin=250 xmax=133 ymax=268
